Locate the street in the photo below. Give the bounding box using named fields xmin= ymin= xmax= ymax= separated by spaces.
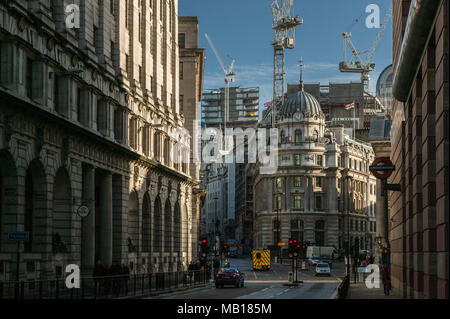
xmin=151 ymin=257 xmax=345 ymax=299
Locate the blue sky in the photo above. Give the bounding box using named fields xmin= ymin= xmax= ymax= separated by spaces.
xmin=179 ymin=0 xmax=392 ymax=114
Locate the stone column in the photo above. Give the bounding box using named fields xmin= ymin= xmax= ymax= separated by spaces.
xmin=81 ymin=165 xmax=96 ymax=273
xmin=99 ymin=172 xmax=113 ymax=266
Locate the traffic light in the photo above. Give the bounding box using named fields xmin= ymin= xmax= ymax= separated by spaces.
xmin=293 ymin=240 xmax=300 ymax=258
xmin=200 ymin=238 xmax=208 ymax=259
xmin=288 ymin=238 xmax=294 ymax=258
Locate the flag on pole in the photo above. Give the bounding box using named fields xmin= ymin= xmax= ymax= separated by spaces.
xmin=345 ymin=102 xmax=355 ymax=110
xmin=264 ymin=101 xmax=273 ymax=107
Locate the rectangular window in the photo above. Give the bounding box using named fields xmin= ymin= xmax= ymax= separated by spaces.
xmin=77 ymin=86 xmax=82 ymax=122
xmin=110 ymin=0 xmax=114 ymax=14
xmin=293 ymin=195 xmax=303 ymax=210
xmin=276 ymin=177 xmax=282 ymax=189
xmin=125 ymin=54 xmax=130 ymax=74
xmin=179 ymin=33 xmax=185 ymax=48
xmin=294 ymin=154 xmax=301 ymax=166
xmin=114 ymin=106 xmax=123 ymax=142
xmin=275 ymin=195 xmax=282 ymax=210
xmin=316 ymin=177 xmax=322 ymax=188
xmin=179 ymin=94 xmax=184 ymax=113
xmin=138 ymin=12 xmax=142 ymax=42
xmin=317 ymin=155 xmax=323 ymax=166
xmin=293 ymin=176 xmax=302 ymax=187
xmin=179 ymin=62 xmax=183 ymax=79
xmin=26 ymin=57 xmax=33 ymax=99
xmin=316 ymin=195 xmax=322 ymax=210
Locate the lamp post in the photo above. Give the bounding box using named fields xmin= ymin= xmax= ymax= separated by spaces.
xmin=274 ymin=191 xmax=285 ymax=262
xmin=344 ymin=175 xmax=353 ymax=278
xmin=214 ymin=196 xmax=218 ymax=257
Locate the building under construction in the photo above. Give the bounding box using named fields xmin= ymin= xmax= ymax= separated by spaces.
xmin=286 ymin=81 xmax=385 ymax=137
xmin=201 ymin=87 xmax=259 ymax=128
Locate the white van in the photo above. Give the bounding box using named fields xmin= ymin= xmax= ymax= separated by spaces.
xmin=306 ymin=246 xmax=337 ymax=259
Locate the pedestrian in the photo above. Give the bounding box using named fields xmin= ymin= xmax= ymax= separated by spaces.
xmin=381 ymin=264 xmax=391 ymax=296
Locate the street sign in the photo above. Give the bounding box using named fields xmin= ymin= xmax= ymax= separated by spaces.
xmin=8 ymin=232 xmax=29 ymax=241
xmin=370 ymin=157 xmax=395 ymax=179
xmin=278 ymin=242 xmax=286 ymax=246
xmin=77 ymin=205 xmax=90 ymax=218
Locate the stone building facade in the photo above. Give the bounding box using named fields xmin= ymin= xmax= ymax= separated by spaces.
xmin=0 ymin=0 xmax=201 ymax=282
xmin=252 ymin=83 xmax=377 ymax=256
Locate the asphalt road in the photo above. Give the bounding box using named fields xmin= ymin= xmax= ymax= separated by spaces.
xmin=151 ymin=257 xmax=345 ymax=299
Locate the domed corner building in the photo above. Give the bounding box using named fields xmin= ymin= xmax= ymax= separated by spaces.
xmin=252 ymin=79 xmax=378 ymax=258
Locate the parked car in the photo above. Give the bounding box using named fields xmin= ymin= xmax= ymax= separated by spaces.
xmin=315 ymin=263 xmax=331 ymax=276
xmin=215 ymin=268 xmax=245 ymax=288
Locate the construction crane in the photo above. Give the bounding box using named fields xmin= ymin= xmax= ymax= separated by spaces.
xmin=269 ymin=0 xmax=303 ymax=128
xmin=204 ymin=33 xmax=235 ymax=155
xmin=339 ymin=6 xmax=392 ymax=92
xmin=204 ymin=33 xmax=235 ymax=132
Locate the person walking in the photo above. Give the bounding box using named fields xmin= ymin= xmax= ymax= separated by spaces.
xmin=381 ymin=264 xmax=391 ymax=296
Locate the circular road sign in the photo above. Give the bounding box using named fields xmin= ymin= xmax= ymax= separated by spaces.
xmin=77 ymin=205 xmax=90 ymax=218
xmin=370 ymin=157 xmax=395 ymax=179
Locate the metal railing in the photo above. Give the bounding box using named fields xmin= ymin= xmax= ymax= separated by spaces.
xmin=0 ymin=270 xmax=210 ymax=299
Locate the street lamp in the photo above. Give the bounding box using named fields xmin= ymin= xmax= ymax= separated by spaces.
xmin=214 ymin=196 xmax=219 ymax=257
xmin=344 ymin=175 xmax=353 ymax=278
xmin=274 ymin=191 xmax=285 ymax=262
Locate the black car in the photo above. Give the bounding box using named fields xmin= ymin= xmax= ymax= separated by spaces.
xmin=215 ymin=268 xmax=245 ymax=288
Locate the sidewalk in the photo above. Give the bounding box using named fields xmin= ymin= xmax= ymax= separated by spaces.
xmin=346 ymin=282 xmax=403 ymax=299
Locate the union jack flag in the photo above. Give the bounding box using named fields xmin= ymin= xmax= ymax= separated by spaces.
xmin=264 ymin=101 xmax=273 ymax=107
xmin=345 ymin=102 xmax=355 ymax=110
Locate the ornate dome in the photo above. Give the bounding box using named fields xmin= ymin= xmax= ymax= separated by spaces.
xmin=278 ymin=89 xmax=324 ymax=119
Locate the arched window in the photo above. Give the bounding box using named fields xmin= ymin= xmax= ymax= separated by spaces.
xmin=295 ymin=129 xmax=302 ymax=144
xmin=174 ymin=202 xmax=181 ymax=254
xmin=315 ymin=220 xmax=325 ymax=246
xmin=164 ymin=199 xmax=172 ymax=252
xmin=127 ymin=191 xmax=139 ymax=253
xmin=153 ymin=196 xmax=162 ymax=252
xmin=142 ymin=193 xmax=151 ymax=253
xmin=290 ymin=219 xmax=304 ymax=242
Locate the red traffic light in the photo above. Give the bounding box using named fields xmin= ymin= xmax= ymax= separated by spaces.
xmin=302 ymin=245 xmax=306 ymax=249
xmin=289 ymin=240 xmax=293 ymax=244
xmin=224 ymin=245 xmax=228 ymax=249
xmin=293 ymin=239 xmax=297 ymax=243
xmin=202 ymin=239 xmax=206 ymax=244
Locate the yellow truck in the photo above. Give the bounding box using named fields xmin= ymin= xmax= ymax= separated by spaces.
xmin=252 ymin=249 xmax=271 ymax=270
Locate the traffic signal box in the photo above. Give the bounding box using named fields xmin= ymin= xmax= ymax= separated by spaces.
xmin=200 ymin=238 xmax=208 ymax=260
xmin=289 ymin=238 xmax=307 ymax=259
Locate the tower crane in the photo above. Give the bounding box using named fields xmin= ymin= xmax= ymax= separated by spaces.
xmin=204 ymin=33 xmax=235 ymax=132
xmin=269 ymin=0 xmax=303 ymax=128
xmin=339 ymin=6 xmax=392 ymax=92
xmin=204 ymin=33 xmax=235 ymax=155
